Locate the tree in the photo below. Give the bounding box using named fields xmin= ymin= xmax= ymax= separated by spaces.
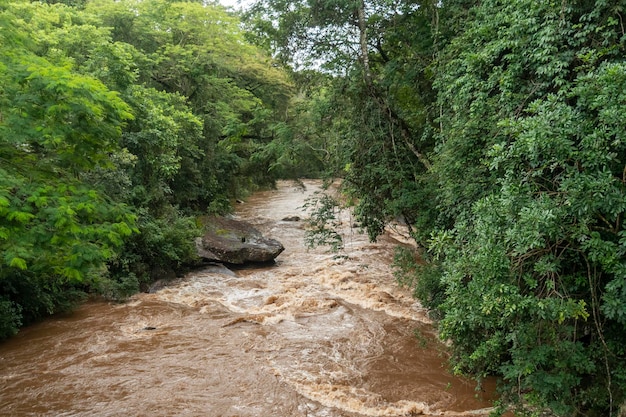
xmin=0 ymin=0 xmax=308 ymax=339
xmin=245 ymin=0 xmax=439 ymax=241
xmin=249 ymin=0 xmax=626 ymax=414
xmin=428 ymin=0 xmax=626 ymax=414
xmin=88 ymin=0 xmax=295 ymax=199
xmin=0 ymin=5 xmax=137 ymax=336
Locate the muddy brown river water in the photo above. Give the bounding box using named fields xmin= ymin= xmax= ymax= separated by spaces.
xmin=0 ymin=180 xmax=498 ymax=416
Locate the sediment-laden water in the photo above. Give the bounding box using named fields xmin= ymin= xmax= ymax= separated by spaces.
xmin=0 ymin=180 xmax=497 ymax=416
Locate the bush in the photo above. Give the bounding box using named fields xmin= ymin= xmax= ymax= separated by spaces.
xmin=105 ymin=209 xmax=202 ymax=298
xmin=0 ymin=299 xmax=22 ymax=340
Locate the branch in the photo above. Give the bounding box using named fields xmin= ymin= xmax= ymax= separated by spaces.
xmin=375 ymin=37 xmax=390 ymax=63
xmin=354 ymin=1 xmax=431 ymax=171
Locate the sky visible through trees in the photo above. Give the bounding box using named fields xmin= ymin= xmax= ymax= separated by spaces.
xmin=219 ymin=0 xmax=251 ymax=9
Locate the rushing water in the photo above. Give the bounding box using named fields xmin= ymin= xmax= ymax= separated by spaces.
xmin=0 ymin=180 xmax=498 ymax=416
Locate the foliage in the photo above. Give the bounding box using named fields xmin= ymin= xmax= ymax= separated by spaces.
xmin=0 ymin=4 xmax=137 ymax=335
xmin=0 ymin=0 xmax=300 ymax=339
xmin=86 ymin=0 xmax=295 ymax=200
xmin=0 ymin=299 xmax=22 ymax=340
xmin=249 ymin=0 xmax=626 ymax=415
xmin=302 ymin=192 xmax=344 ymax=252
xmin=393 ymin=247 xmax=444 ymax=316
xmin=105 ymin=208 xmax=201 ymax=298
xmin=428 ymin=1 xmax=626 ymax=414
xmin=245 ymin=0 xmax=440 ymax=243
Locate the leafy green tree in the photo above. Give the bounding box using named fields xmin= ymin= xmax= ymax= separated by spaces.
xmin=428 ymin=0 xmax=626 ymax=414
xmin=0 ymin=0 xmax=301 ymax=337
xmin=89 ymin=0 xmax=294 ymax=200
xmin=0 ymin=5 xmax=137 ymax=336
xmin=250 ymin=0 xmax=626 ymax=415
xmin=120 ymin=86 xmax=204 ymax=209
xmin=245 ymin=0 xmax=439 ymax=242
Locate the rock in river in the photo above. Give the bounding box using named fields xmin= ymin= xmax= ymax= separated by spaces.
xmin=196 ymin=216 xmax=284 ymax=264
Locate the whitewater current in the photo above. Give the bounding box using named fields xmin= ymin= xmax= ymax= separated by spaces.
xmin=0 ymin=179 xmax=497 ymax=416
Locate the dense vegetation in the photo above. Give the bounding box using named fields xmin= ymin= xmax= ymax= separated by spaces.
xmin=243 ymin=0 xmax=626 ymax=415
xmin=2 ymin=0 xmax=626 ymax=415
xmin=0 ymin=0 xmax=322 ymax=339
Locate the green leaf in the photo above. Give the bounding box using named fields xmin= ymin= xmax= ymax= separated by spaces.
xmin=9 ymin=257 xmax=27 ymax=270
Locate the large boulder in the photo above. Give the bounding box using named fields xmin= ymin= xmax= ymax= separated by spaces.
xmin=196 ymin=216 xmax=284 ymax=264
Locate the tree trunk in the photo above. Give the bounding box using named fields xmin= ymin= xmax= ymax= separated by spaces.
xmin=356 ymin=1 xmax=373 ymax=87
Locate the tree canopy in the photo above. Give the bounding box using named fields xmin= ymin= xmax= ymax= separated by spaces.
xmin=0 ymin=0 xmax=311 ymax=338
xmin=244 ymin=0 xmax=626 ymax=415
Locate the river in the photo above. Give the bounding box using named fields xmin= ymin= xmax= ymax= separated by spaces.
xmin=0 ymin=179 xmax=497 ymax=416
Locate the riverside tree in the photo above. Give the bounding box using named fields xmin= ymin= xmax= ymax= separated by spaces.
xmin=0 ymin=0 xmax=300 ymax=336
xmin=246 ymin=0 xmax=626 ymax=415
xmin=431 ymin=1 xmax=626 ymax=415
xmin=0 ymin=9 xmax=137 ymax=337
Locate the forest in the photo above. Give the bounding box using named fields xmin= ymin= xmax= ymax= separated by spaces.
xmin=1 ymin=0 xmax=626 ymax=415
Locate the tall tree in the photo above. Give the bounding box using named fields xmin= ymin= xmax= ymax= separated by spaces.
xmin=427 ymin=0 xmax=626 ymax=414
xmin=88 ymin=0 xmax=294 ymax=199
xmin=248 ymin=0 xmax=626 ymax=415
xmin=245 ymin=0 xmax=439 ymax=239
xmin=0 ymin=0 xmax=298 ymax=333
xmin=0 ymin=5 xmax=137 ymax=337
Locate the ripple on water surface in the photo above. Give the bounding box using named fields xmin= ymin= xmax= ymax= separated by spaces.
xmin=0 ymin=180 xmax=498 ymax=417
